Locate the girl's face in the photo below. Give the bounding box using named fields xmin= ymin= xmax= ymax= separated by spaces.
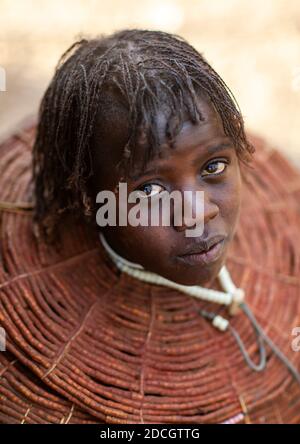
xmin=92 ymin=96 xmax=242 ymax=286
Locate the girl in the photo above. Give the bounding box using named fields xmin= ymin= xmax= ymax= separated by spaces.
xmin=0 ymin=29 xmax=300 ymax=424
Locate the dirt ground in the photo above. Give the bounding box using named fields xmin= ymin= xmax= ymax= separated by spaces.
xmin=0 ymin=0 xmax=299 ymax=167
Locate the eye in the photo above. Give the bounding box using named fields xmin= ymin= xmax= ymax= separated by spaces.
xmin=135 ymin=183 xmax=165 ymax=198
xmin=201 ymin=160 xmax=228 ymax=177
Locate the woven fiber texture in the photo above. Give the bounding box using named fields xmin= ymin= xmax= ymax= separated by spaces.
xmin=0 ymin=122 xmax=300 ymax=424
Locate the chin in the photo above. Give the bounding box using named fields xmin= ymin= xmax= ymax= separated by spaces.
xmin=164 ymin=260 xmax=224 ymax=287
xmin=174 ymin=272 xmax=218 ymax=287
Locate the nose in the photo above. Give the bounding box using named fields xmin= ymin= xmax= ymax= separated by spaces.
xmin=172 ymin=187 xmax=219 ymax=232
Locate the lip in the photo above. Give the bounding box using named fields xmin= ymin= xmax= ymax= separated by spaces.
xmin=178 ymin=234 xmax=226 ymax=256
xmin=177 ymin=236 xmax=226 ymax=266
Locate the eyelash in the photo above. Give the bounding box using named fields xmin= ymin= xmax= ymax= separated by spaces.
xmin=135 ymin=158 xmax=229 ymax=197
xmin=201 ymin=159 xmax=229 ymax=177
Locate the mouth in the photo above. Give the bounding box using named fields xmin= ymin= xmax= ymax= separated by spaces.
xmin=177 ymin=236 xmax=226 ymax=267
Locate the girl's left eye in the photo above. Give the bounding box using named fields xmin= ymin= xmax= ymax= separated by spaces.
xmin=136 ymin=183 xmax=165 ymax=198
xmin=201 ymin=160 xmax=228 ymax=177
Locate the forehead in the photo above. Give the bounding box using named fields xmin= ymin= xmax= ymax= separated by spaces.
xmin=131 ymin=98 xmax=228 ymax=181
xmin=155 ymin=99 xmax=224 ymax=155
xmin=91 ymin=93 xmax=226 ymax=184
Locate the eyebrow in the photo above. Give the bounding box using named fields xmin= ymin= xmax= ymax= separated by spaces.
xmin=130 ymin=142 xmax=234 ymax=181
xmin=206 ymin=142 xmax=233 ymax=154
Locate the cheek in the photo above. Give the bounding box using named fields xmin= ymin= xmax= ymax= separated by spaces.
xmin=106 ymin=223 xmax=171 ymax=269
xmin=119 ymin=195 xmax=186 ymax=269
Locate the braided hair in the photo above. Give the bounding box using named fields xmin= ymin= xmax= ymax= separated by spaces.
xmin=32 ymin=29 xmax=254 ymax=240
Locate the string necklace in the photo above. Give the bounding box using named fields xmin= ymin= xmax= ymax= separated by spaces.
xmin=99 ymin=232 xmax=300 ymax=385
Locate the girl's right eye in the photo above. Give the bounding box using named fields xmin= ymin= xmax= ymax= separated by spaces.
xmin=136 ymin=183 xmax=165 ymax=198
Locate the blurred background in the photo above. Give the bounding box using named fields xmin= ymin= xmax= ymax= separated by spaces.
xmin=0 ymin=0 xmax=299 ymax=167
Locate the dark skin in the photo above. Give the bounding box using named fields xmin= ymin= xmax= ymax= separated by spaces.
xmin=91 ymin=94 xmax=242 ymax=286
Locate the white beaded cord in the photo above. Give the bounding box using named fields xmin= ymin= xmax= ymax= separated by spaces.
xmin=100 ymin=232 xmax=144 ymax=270
xmin=218 ymin=266 xmax=245 ymax=315
xmin=99 ymin=235 xmax=300 ymax=382
xmin=99 ymin=233 xmax=244 ymax=329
